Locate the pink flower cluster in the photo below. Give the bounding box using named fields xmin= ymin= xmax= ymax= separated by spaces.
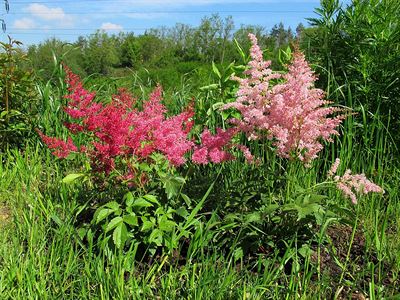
xmin=328 ymin=158 xmax=384 ymax=204
xmin=223 ymin=34 xmax=345 ymax=164
xmin=192 ymin=128 xmax=237 ymax=164
xmin=39 ymin=67 xmax=235 ymax=184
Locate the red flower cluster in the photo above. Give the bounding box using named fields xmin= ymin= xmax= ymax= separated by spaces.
xmin=36 ymin=130 xmax=77 ymax=159
xmin=39 ymin=67 xmax=235 ymax=184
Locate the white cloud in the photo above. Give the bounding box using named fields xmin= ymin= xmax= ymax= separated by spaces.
xmin=25 ymin=3 xmax=74 ymax=26
xmin=13 ymin=18 xmax=36 ymax=30
xmin=26 ymin=3 xmax=66 ymax=21
xmin=100 ymin=22 xmax=123 ymax=31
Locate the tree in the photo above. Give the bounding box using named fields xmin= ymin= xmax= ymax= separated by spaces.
xmin=82 ymin=31 xmax=120 ymax=75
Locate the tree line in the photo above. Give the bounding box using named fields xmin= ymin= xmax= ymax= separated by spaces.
xmin=25 ymin=14 xmax=304 ymax=81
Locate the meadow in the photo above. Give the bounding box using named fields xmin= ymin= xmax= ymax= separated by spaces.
xmin=0 ymin=1 xmax=399 ymax=299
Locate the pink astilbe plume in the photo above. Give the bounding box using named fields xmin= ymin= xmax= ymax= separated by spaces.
xmin=223 ymin=34 xmax=345 ymax=164
xmin=223 ymin=33 xmax=281 ymax=140
xmin=328 ymin=158 xmax=384 ymax=204
xmin=192 ymin=128 xmax=237 ymax=164
xmin=268 ymin=51 xmax=345 ymax=163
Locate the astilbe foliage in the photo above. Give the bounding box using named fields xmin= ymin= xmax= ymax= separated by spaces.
xmin=223 ymin=34 xmax=345 ymax=164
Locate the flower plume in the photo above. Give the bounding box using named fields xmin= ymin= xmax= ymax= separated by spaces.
xmin=223 ymin=34 xmax=345 ymax=164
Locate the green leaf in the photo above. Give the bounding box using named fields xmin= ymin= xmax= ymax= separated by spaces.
xmin=199 ymin=83 xmax=219 ymax=91
xmin=233 ymin=247 xmax=244 ymax=262
xmin=96 ymin=208 xmax=113 ymax=224
xmin=132 ymin=197 xmax=153 ymax=208
xmin=62 ymin=173 xmax=85 ymax=184
xmin=161 ymin=175 xmax=186 ymax=199
xmin=123 ymin=214 xmax=138 ymax=227
xmin=212 ymin=61 xmax=221 ymax=79
xmin=212 ymin=102 xmax=225 ymax=111
xmin=245 ymin=212 xmax=262 ymax=224
xmin=298 ymin=244 xmax=312 ymax=258
xmin=77 ymin=227 xmax=87 ymax=240
xmin=141 ymin=220 xmax=154 ymax=232
xmin=143 ymin=194 xmax=159 ymax=204
xmin=180 ymin=194 xmax=191 ymax=207
xmin=106 ymin=216 xmax=123 ymax=233
xmin=113 ymin=223 xmax=128 ymax=249
xmin=263 ymin=204 xmax=279 ymax=214
xmin=149 ymin=228 xmax=163 ymax=246
xmin=138 ymin=162 xmax=152 ymax=172
xmin=233 ymin=38 xmax=246 ymax=62
xmin=159 ymin=217 xmax=176 ymax=232
xmin=176 ymin=207 xmax=189 ymax=218
xmin=124 ymin=192 xmax=134 ymax=206
xmin=105 ymin=201 xmax=120 ymax=211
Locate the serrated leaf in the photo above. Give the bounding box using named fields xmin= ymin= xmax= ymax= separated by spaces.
xmin=298 ymin=244 xmax=312 ymax=258
xmin=77 ymin=227 xmax=87 ymax=240
xmin=139 ymin=163 xmax=152 ymax=172
xmin=62 ymin=173 xmax=85 ymax=184
xmin=113 ymin=223 xmax=128 ymax=249
xmin=123 ymin=214 xmax=138 ymax=226
xmin=105 ymin=201 xmax=120 ymax=211
xmin=233 ymin=247 xmax=244 ymax=262
xmin=149 ymin=229 xmax=163 ymax=246
xmin=161 ymin=175 xmax=186 ymax=199
xmin=106 ymin=216 xmax=123 ymax=233
xmin=245 ymin=212 xmax=262 ymax=223
xmin=159 ymin=217 xmax=176 ymax=232
xmin=180 ymin=194 xmax=191 ymax=207
xmin=212 ymin=102 xmax=225 ymax=110
xmin=96 ymin=208 xmax=113 ymax=224
xmin=263 ymin=204 xmax=279 ymax=214
xmin=141 ymin=220 xmax=153 ymax=232
xmin=199 ymin=83 xmax=219 ymax=91
xmin=124 ymin=192 xmax=134 ymax=206
xmin=176 ymin=207 xmax=189 ymax=218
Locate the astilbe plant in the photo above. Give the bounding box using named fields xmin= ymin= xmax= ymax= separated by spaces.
xmin=223 ymin=34 xmax=345 ymax=164
xmin=221 ymin=34 xmax=384 ymax=205
xmin=38 ymin=67 xmax=242 ymax=250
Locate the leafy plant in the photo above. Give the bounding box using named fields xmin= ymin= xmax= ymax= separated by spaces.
xmin=0 ymin=36 xmax=37 ymax=150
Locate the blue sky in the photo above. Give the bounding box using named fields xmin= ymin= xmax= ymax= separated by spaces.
xmin=1 ymin=0 xmax=351 ymax=46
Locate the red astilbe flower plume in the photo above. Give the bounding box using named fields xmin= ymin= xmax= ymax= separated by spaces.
xmin=36 ymin=129 xmax=78 ymax=158
xmin=39 ymin=68 xmax=197 ymax=184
